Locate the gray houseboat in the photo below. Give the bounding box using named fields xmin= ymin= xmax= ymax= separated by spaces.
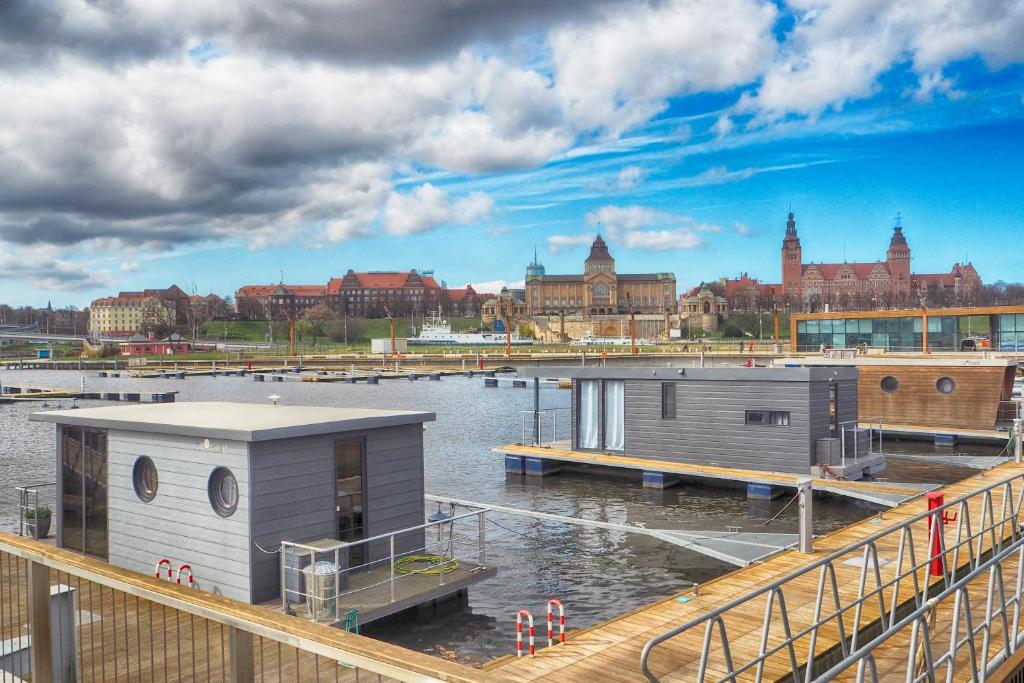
xmin=32 ymin=401 xmax=493 ymax=624
xmin=508 ymin=366 xmax=884 ymax=486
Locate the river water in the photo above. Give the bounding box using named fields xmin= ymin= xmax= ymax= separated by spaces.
xmin=0 ymin=368 xmax=1002 ymax=664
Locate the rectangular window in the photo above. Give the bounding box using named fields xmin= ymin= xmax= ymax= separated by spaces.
xmin=661 ymin=383 xmax=676 ymax=419
xmin=745 ymin=410 xmax=790 ymax=426
xmin=829 ymin=383 xmax=839 ymax=436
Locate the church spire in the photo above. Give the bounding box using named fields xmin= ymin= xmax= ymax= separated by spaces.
xmin=786 ymin=209 xmax=797 ymax=236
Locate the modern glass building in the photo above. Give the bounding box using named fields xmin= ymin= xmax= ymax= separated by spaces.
xmin=791 ymin=306 xmax=1024 ymax=353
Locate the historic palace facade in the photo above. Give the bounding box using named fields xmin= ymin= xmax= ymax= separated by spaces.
xmin=720 ymin=212 xmax=982 ymax=311
xmin=524 ymin=235 xmax=676 ymax=317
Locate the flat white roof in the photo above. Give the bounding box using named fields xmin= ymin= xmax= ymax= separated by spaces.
xmin=31 ymin=401 xmax=435 ymax=442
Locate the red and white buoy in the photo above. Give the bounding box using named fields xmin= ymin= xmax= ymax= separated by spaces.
xmin=176 ymin=563 xmax=194 ymax=587
xmin=547 ymin=599 xmax=565 ymax=646
xmin=516 ymin=609 xmax=535 ymax=657
xmin=154 ymin=558 xmax=172 ymax=580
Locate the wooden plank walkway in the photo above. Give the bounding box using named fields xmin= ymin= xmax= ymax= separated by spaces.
xmin=488 ymin=463 xmax=1024 ymax=681
xmin=496 ymin=444 xmax=930 ymax=507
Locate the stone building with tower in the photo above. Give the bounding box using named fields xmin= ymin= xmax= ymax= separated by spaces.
xmin=524 ymin=236 xmax=676 ymax=317
xmin=719 ymin=211 xmax=982 ymax=312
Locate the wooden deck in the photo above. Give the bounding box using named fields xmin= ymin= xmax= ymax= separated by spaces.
xmin=487 ymin=462 xmax=1024 ymax=681
xmin=496 ymin=443 xmax=930 ymax=507
xmin=0 ymin=531 xmax=504 ymax=682
xmin=267 ymin=559 xmax=497 ymax=626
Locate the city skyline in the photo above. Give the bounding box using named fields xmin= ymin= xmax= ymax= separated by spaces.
xmin=1 ymin=1 xmax=1022 ymax=308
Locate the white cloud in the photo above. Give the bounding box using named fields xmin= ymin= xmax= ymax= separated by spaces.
xmin=908 ymin=71 xmax=965 ymax=102
xmin=547 ymin=233 xmax=596 ymax=254
xmin=549 ymin=0 xmax=778 ymax=132
xmin=735 ymin=222 xmax=753 ymax=236
xmin=384 ymin=183 xmax=494 ymax=236
xmin=741 ymin=0 xmax=1024 ymax=120
xmin=619 ymin=229 xmax=702 ymax=251
xmin=616 ymin=165 xmax=645 ymax=189
xmin=581 ymin=204 xmax=716 ymax=251
xmin=469 ymin=279 xmax=525 ymax=293
xmin=712 ymin=114 xmax=735 ymax=139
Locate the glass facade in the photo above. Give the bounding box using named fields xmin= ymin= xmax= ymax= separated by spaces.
xmin=997 ymin=314 xmax=1024 ymax=351
xmin=796 ymin=315 xmax=960 ymax=352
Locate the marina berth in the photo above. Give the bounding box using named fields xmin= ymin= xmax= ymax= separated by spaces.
xmin=27 ymin=401 xmax=494 ymax=626
xmin=510 ymin=366 xmax=884 ymax=482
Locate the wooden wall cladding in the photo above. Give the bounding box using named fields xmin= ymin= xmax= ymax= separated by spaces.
xmin=857 ymin=365 xmax=1014 ymax=431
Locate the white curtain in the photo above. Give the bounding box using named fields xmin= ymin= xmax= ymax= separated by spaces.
xmin=604 ymin=380 xmax=625 ymax=451
xmin=578 ymin=380 xmax=600 ymax=449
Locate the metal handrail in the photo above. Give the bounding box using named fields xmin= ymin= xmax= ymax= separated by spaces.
xmin=15 ymin=481 xmax=56 ymax=538
xmin=639 ymin=470 xmax=1024 ymax=682
xmin=818 ymin=525 xmax=1024 ymax=681
xmin=520 ymin=407 xmax=571 ymax=445
xmin=280 ymin=508 xmax=488 ymax=623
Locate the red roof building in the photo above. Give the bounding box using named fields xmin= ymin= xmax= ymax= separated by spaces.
xmin=775 ymin=212 xmax=982 ymax=310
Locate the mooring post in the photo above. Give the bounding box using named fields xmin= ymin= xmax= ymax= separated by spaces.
xmin=798 ymin=478 xmax=813 ymax=553
xmin=533 ymin=377 xmax=541 ymax=444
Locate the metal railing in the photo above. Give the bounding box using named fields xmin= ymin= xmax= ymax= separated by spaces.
xmin=639 ymin=471 xmax=1024 ymax=682
xmin=520 ymin=408 xmax=571 ymax=445
xmin=838 ymin=416 xmax=884 ymax=467
xmin=0 ymin=530 xmax=495 ymax=682
xmin=280 ymin=508 xmax=488 ymax=624
xmin=15 ymin=482 xmax=55 ymax=539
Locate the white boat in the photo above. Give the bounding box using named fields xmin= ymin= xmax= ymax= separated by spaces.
xmin=408 ymin=313 xmax=533 ymax=346
xmin=568 ymin=334 xmax=653 ymax=347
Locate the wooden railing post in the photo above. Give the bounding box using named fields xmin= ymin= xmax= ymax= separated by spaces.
xmin=28 ymin=560 xmax=54 ymax=683
xmin=228 ymin=627 xmax=255 ymax=683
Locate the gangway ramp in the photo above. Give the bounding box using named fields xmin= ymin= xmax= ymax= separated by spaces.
xmin=425 ymin=494 xmax=797 ymax=567
xmin=886 ymin=451 xmax=1012 ymax=470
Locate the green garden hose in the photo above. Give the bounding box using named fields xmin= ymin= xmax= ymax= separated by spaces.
xmin=394 ymin=554 xmax=459 ymax=575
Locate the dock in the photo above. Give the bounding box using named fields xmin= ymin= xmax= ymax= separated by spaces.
xmin=487 ymin=462 xmax=1024 ymax=681
xmin=866 ymin=421 xmax=1010 ymax=444
xmin=264 ymin=560 xmax=497 ymax=627
xmin=497 ymin=443 xmax=932 ymax=507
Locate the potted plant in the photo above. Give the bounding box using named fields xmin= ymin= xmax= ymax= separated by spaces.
xmin=25 ymin=506 xmax=51 ymax=539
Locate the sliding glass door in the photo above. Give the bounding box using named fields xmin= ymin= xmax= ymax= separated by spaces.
xmin=577 ymin=379 xmax=625 ymax=451
xmin=578 ymin=380 xmax=600 ymax=449
xmin=60 ymin=426 xmax=108 ymax=560
xmin=335 ymin=439 xmax=365 ymax=566
xmin=604 ymin=380 xmax=624 ymax=451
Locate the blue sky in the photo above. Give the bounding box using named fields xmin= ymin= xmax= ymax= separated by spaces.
xmin=0 ymin=1 xmax=1022 ymax=307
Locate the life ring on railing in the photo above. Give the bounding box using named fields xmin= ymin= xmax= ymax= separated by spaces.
xmin=176 ymin=564 xmax=194 ymax=587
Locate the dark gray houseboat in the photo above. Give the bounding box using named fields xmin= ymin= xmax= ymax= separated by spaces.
xmin=31 ymin=401 xmax=494 ymax=625
xmin=508 ymin=366 xmax=884 ymax=487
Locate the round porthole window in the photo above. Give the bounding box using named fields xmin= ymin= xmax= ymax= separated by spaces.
xmin=208 ymin=467 xmax=239 ymax=517
xmin=880 ymin=376 xmax=900 ymax=394
xmin=936 ymin=377 xmax=956 ymax=395
xmin=132 ymin=456 xmax=158 ymax=502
